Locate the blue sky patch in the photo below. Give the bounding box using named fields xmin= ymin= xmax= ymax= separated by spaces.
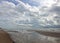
xmin=20 ymin=0 xmax=40 ymax=6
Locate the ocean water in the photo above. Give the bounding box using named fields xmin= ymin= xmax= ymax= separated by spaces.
xmin=6 ymin=28 xmax=60 ymax=43
xmin=0 ymin=27 xmax=60 ymax=43
xmin=2 ymin=26 xmax=60 ymax=31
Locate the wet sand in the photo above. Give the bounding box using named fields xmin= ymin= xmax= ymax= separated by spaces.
xmin=35 ymin=30 xmax=60 ymax=38
xmin=28 ymin=30 xmax=60 ymax=38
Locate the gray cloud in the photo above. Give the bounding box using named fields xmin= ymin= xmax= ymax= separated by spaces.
xmin=0 ymin=0 xmax=60 ymax=29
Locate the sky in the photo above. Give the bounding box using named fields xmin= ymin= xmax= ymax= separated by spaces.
xmin=0 ymin=0 xmax=60 ymax=29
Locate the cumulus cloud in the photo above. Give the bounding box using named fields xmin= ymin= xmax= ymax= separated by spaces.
xmin=0 ymin=0 xmax=60 ymax=29
xmin=27 ymin=0 xmax=57 ymax=7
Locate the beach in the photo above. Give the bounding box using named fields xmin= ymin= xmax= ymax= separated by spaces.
xmin=5 ymin=29 xmax=60 ymax=43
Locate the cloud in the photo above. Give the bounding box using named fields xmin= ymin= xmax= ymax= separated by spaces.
xmin=0 ymin=0 xmax=60 ymax=29
xmin=0 ymin=0 xmax=19 ymax=5
xmin=26 ymin=0 xmax=57 ymax=7
xmin=20 ymin=0 xmax=40 ymax=6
